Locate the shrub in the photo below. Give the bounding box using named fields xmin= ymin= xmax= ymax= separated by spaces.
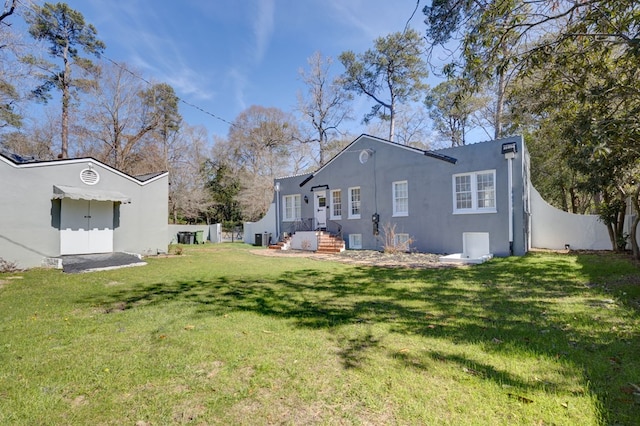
xmin=0 ymin=258 xmax=20 ymax=273
xmin=381 ymin=222 xmax=414 ymax=254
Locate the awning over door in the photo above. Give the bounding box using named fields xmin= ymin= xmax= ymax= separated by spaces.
xmin=52 ymin=185 xmax=132 ymax=204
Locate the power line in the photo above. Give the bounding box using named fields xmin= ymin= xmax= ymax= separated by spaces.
xmin=15 ymin=0 xmax=236 ymax=130
xmin=101 ymin=56 xmax=236 ymax=129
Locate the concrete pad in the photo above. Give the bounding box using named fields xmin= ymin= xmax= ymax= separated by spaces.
xmin=61 ymin=252 xmax=146 ymax=273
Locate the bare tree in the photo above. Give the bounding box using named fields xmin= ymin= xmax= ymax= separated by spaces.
xmin=213 ymin=105 xmax=303 ymax=221
xmin=167 ymin=124 xmax=210 ymax=223
xmin=297 ymin=51 xmax=352 ymax=166
xmin=0 ymin=0 xmax=17 ymax=25
xmin=78 ymin=61 xmax=182 ymax=175
xmin=78 ymin=61 xmax=147 ymax=173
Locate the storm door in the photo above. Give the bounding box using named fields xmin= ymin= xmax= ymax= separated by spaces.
xmin=314 ymin=190 xmax=327 ymax=230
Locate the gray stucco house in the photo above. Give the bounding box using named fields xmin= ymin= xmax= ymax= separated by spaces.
xmin=0 ymin=149 xmax=169 ymax=269
xmin=271 ymin=134 xmax=530 ymax=257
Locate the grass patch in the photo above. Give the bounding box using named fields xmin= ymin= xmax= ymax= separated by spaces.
xmin=0 ymin=244 xmax=638 ymax=425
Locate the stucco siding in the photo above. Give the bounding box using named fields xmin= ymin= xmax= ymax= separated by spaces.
xmin=0 ymin=156 xmax=168 ymax=269
xmin=273 ymin=134 xmax=529 ymax=257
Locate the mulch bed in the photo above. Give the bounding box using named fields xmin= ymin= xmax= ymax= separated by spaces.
xmin=252 ymin=249 xmax=459 ymax=269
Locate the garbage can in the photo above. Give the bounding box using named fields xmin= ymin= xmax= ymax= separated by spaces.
xmin=195 ymin=230 xmax=204 ymax=244
xmin=177 ymin=231 xmax=186 ymax=244
xmin=254 ymin=233 xmax=262 ymax=246
xmin=178 ymin=231 xmax=195 ymax=244
xmin=262 ymin=232 xmax=269 ymax=247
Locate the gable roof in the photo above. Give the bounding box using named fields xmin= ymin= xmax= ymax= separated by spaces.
xmin=0 ymin=149 xmax=168 ymax=186
xmin=296 ymin=134 xmax=457 ymax=188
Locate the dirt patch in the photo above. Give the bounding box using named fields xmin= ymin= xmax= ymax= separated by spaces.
xmin=252 ymin=249 xmax=460 ymax=269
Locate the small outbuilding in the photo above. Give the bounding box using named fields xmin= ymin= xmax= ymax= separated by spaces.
xmin=0 ymin=148 xmax=168 ymax=269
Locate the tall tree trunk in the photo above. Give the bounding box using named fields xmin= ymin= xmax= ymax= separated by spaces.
xmin=616 ymin=203 xmax=627 ymax=251
xmin=61 ymin=43 xmax=71 ymax=159
xmin=389 ymin=105 xmax=395 ymax=142
xmin=494 ymin=70 xmax=506 ymax=140
xmin=631 ymin=185 xmax=640 ymax=259
xmin=318 ymin=129 xmax=325 ymax=166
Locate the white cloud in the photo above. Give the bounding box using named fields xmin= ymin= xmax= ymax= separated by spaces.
xmin=326 ymin=0 xmax=421 ymax=41
xmin=251 ymin=0 xmax=275 ymax=62
xmin=228 ymin=67 xmax=248 ymax=111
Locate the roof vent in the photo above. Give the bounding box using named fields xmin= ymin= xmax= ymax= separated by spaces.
xmin=80 ymin=166 xmax=100 ymax=185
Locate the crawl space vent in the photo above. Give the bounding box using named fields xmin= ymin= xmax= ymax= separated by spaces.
xmin=80 ymin=168 xmax=100 ymax=185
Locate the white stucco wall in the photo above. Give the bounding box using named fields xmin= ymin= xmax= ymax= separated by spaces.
xmin=290 ymin=231 xmax=319 ymax=251
xmin=0 ymin=155 xmax=168 ymax=269
xmin=244 ymin=202 xmax=276 ymax=245
xmin=530 ymin=186 xmax=614 ymax=250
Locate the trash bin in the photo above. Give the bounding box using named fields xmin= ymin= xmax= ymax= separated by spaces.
xmin=178 ymin=231 xmax=195 ymax=244
xmin=195 ymin=230 xmax=204 ymax=244
xmin=262 ymin=232 xmax=269 ymax=247
xmin=254 ymin=233 xmax=262 ymax=246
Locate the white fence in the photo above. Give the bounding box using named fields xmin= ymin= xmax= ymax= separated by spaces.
xmin=530 ymin=186 xmax=634 ymax=251
xmin=244 ymin=202 xmax=277 ymax=245
xmin=167 ymin=224 xmax=222 ymax=244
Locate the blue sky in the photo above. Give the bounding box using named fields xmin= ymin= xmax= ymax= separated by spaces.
xmin=56 ymin=0 xmax=434 ymax=141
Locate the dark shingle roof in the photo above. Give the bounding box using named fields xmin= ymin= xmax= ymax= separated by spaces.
xmin=0 ymin=144 xmax=37 ymax=164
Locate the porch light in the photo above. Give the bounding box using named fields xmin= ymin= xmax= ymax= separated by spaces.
xmin=501 ymin=142 xmax=517 ymax=159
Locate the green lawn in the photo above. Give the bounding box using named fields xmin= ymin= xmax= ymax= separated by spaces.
xmin=1 ymin=244 xmax=639 ymax=425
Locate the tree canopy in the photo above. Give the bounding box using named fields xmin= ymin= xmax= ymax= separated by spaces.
xmin=424 ymin=0 xmax=640 ymax=255
xmin=25 ymin=2 xmax=105 ymax=158
xmin=339 ymin=28 xmax=428 ymax=143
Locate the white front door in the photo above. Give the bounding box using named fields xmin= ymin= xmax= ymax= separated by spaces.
xmin=60 ymin=199 xmax=114 ymax=255
xmin=314 ymin=190 xmax=327 ymax=230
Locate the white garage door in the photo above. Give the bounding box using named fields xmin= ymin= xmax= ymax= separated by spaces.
xmin=60 ymin=199 xmax=114 ymax=255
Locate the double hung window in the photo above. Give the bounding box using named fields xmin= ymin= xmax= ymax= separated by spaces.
xmin=330 ymin=190 xmax=342 ymax=219
xmin=392 ymin=181 xmax=408 ymax=217
xmin=283 ymin=194 xmax=301 ymax=221
xmin=348 ymin=187 xmax=361 ymax=219
xmin=453 ymin=170 xmax=496 ymax=214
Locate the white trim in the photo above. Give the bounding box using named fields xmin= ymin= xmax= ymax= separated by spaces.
xmin=282 ymin=194 xmax=301 ymax=222
xmin=330 ymin=189 xmax=342 ymax=220
xmin=393 ymin=233 xmax=410 ymax=249
xmin=305 ymin=134 xmax=457 ymax=183
xmin=392 ymin=180 xmax=409 ymax=217
xmin=0 ymin=155 xmax=167 ymax=186
xmin=80 ymin=167 xmax=100 ymax=185
xmin=314 ymin=190 xmax=327 ymax=229
xmin=452 ymin=169 xmax=497 ymax=214
xmin=349 ymin=234 xmax=362 ymax=249
xmin=348 ymin=186 xmax=361 ymax=219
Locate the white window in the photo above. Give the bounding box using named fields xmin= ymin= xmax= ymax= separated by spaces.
xmin=392 ymin=180 xmax=408 ymax=217
xmin=283 ymin=194 xmax=301 ymax=221
xmin=348 ymin=187 xmax=361 ymax=219
xmin=349 ymin=234 xmax=362 ymax=249
xmin=394 ymin=233 xmax=410 ymax=250
xmin=330 ymin=190 xmax=342 ymax=219
xmin=453 ymin=170 xmax=496 ymax=214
